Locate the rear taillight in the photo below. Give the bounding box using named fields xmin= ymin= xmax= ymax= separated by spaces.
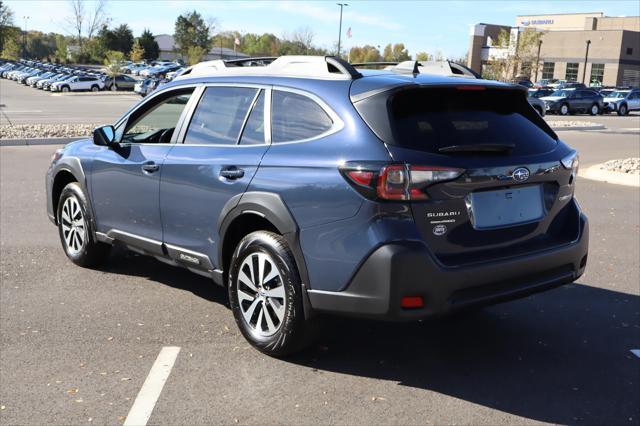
xmin=341 ymin=162 xmax=464 ymax=201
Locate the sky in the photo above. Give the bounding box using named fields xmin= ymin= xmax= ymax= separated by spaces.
xmin=6 ymin=0 xmax=640 ymax=59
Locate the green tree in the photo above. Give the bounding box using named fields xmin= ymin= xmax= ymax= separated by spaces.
xmin=186 ymin=45 xmax=206 ymax=65
xmin=129 ymin=39 xmax=144 ymax=62
xmin=98 ymin=24 xmax=134 ymax=56
xmin=174 ymin=11 xmax=213 ymax=57
xmin=104 ymin=49 xmax=124 ymax=86
xmin=382 ymin=43 xmax=410 ymax=62
xmin=27 ymin=31 xmax=57 ymax=60
xmin=349 ymin=45 xmax=382 ymax=63
xmin=0 ymin=0 xmax=15 ymax=53
xmin=54 ymin=34 xmax=69 ymax=63
xmin=415 ymin=51 xmax=432 ymax=61
xmin=1 ymin=35 xmax=20 ymax=60
xmin=139 ymin=29 xmax=159 ymax=61
xmin=241 ymin=33 xmax=278 ymax=56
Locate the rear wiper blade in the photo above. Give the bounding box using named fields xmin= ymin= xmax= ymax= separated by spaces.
xmin=438 ymin=144 xmax=515 ymax=153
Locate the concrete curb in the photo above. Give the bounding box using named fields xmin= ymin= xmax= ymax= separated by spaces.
xmin=50 ymin=91 xmax=139 ymax=97
xmin=550 ymin=125 xmax=606 ymax=132
xmin=1 ymin=137 xmax=84 ymax=147
xmin=579 ymin=164 xmax=640 ymax=187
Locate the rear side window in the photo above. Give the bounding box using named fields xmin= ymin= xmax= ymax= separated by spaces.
xmin=354 ymin=87 xmax=558 ymax=156
xmin=185 ymin=87 xmax=258 ymax=145
xmin=271 ymin=91 xmax=333 ymax=143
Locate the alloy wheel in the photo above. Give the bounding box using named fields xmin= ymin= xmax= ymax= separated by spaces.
xmin=591 ymin=105 xmax=599 ymax=115
xmin=60 ymin=196 xmax=86 ymax=256
xmin=560 ymin=104 xmax=569 ymax=115
xmin=236 ymin=252 xmax=286 ymax=337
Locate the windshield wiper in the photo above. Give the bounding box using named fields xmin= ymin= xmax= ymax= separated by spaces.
xmin=438 ymin=144 xmax=515 ymax=154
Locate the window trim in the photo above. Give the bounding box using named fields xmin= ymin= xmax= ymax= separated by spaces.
xmin=175 ymin=83 xmax=343 ymax=147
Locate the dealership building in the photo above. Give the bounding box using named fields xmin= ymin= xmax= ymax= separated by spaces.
xmin=467 ymin=12 xmax=640 ymax=86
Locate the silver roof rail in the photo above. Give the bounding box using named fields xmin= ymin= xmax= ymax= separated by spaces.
xmin=175 ymin=55 xmax=362 ymax=81
xmin=353 ymin=60 xmax=480 ymax=79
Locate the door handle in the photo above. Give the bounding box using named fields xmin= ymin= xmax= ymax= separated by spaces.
xmin=220 ymin=166 xmax=245 ymax=180
xmin=142 ymin=162 xmax=160 ymax=173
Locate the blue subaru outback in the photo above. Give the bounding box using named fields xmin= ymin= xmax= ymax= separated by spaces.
xmin=46 ymin=56 xmax=588 ymax=356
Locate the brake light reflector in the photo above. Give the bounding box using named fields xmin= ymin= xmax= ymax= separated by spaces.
xmin=456 ymin=85 xmax=486 ymax=91
xmin=401 ymin=296 xmax=424 ymax=309
xmin=346 ymin=170 xmax=374 ymax=186
xmin=340 ymin=162 xmax=464 ymax=201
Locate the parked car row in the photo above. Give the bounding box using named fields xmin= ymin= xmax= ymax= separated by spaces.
xmin=120 ymin=61 xmax=183 ymax=78
xmin=530 ymin=85 xmax=639 ymax=116
xmin=0 ymin=59 xmax=139 ymax=93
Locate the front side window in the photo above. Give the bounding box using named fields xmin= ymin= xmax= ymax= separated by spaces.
xmin=184 ymin=86 xmax=258 ymax=145
xmin=119 ymin=88 xmax=194 ymax=144
xmin=271 ymin=91 xmax=333 ymax=143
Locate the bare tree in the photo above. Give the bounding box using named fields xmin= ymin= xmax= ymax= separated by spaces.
xmin=291 ymin=26 xmax=314 ymax=50
xmin=65 ymin=0 xmax=107 ymax=52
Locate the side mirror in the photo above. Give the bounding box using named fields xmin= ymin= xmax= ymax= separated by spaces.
xmin=93 ymin=125 xmax=116 ymax=147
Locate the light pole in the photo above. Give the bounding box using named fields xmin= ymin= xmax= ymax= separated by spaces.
xmin=582 ymin=39 xmax=591 ymax=84
xmin=534 ymin=39 xmax=542 ymax=82
xmin=336 ymin=3 xmax=348 ymax=57
xmin=23 ymin=16 xmax=30 ymax=59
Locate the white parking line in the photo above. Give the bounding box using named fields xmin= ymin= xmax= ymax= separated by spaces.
xmin=631 ymin=349 xmax=640 ymax=359
xmin=123 ymin=346 xmax=181 ymax=426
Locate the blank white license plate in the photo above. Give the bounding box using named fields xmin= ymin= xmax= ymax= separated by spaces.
xmin=470 ymin=185 xmax=544 ymax=229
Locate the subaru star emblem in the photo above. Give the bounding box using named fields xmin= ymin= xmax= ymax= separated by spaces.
xmin=512 ymin=167 xmax=530 ymax=182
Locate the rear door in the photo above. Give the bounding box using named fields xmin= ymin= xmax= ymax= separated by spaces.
xmin=160 ymin=85 xmax=270 ymax=270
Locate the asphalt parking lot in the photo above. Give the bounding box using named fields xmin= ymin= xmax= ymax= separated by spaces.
xmin=1 ymin=81 xmax=639 ymax=425
xmin=0 ymin=79 xmax=139 ymax=125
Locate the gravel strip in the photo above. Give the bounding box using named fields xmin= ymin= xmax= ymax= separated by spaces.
xmin=599 ymin=158 xmax=640 ymax=174
xmin=547 ymin=120 xmax=601 ymax=128
xmin=1 ymin=124 xmax=98 ymax=140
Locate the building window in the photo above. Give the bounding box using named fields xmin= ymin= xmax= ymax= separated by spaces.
xmin=590 ymin=63 xmax=605 ymax=85
xmin=542 ymin=62 xmax=555 ymax=80
xmin=565 ymin=63 xmax=579 ymax=82
xmin=627 ymin=47 xmax=633 ymax=55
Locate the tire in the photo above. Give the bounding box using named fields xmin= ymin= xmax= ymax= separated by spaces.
xmin=589 ymin=103 xmax=600 ymax=116
xmin=61 ymin=86 xmax=70 ymax=93
xmin=91 ymin=85 xmax=99 ymax=92
xmin=228 ymin=231 xmax=317 ymax=357
xmin=110 ymin=84 xmax=117 ymax=91
xmin=559 ymin=103 xmax=570 ymax=116
xmin=57 ymin=183 xmax=110 ymax=267
xmin=618 ymin=104 xmax=628 ymax=116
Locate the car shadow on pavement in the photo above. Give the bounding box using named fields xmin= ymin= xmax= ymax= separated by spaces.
xmin=101 ymin=247 xmax=228 ymax=305
xmin=96 ymin=251 xmax=638 ymax=424
xmin=291 ymin=283 xmax=640 ymax=425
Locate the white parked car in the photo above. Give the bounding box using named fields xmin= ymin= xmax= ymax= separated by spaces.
xmin=604 ymin=89 xmax=640 ymax=115
xmin=51 ymin=76 xmax=105 ymax=92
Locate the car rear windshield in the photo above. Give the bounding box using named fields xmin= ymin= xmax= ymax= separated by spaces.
xmin=354 ymin=86 xmax=558 ymax=156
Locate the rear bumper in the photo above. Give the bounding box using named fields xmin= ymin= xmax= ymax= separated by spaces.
xmin=308 ymin=209 xmax=588 ymax=320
